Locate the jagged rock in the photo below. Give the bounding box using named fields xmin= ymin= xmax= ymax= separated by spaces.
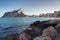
xmin=30 ymin=21 xmax=41 ymax=27
xmin=47 ymin=19 xmax=60 ymax=24
xmin=55 ymin=23 xmax=60 ymax=33
xmin=19 ymin=33 xmax=31 ymax=40
xmin=33 ymin=36 xmax=52 ymax=40
xmin=30 ymin=20 xmax=51 ymax=27
xmin=30 ymin=20 xmax=52 ymax=29
xmin=42 ymin=26 xmax=57 ymax=39
xmin=0 ymin=20 xmax=59 ymax=40
xmin=2 ymin=8 xmax=27 ymax=17
xmin=55 ymin=32 xmax=60 ymax=40
xmin=33 ymin=26 xmax=57 ymax=40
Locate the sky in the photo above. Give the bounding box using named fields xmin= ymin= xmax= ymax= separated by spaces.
xmin=0 ymin=0 xmax=60 ymax=17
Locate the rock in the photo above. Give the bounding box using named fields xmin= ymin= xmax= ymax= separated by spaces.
xmin=24 ymin=20 xmax=57 ymax=40
xmin=30 ymin=21 xmax=41 ymax=27
xmin=2 ymin=8 xmax=27 ymax=17
xmin=21 ymin=26 xmax=43 ymax=40
xmin=19 ymin=33 xmax=31 ymax=40
xmin=33 ymin=36 xmax=52 ymax=40
xmin=33 ymin=26 xmax=57 ymax=40
xmin=30 ymin=20 xmax=52 ymax=29
xmin=20 ymin=28 xmax=35 ymax=40
xmin=28 ymin=27 xmax=42 ymax=37
xmin=55 ymin=32 xmax=60 ymax=40
xmin=0 ymin=20 xmax=59 ymax=40
xmin=55 ymin=23 xmax=60 ymax=33
xmin=42 ymin=26 xmax=57 ymax=39
xmin=30 ymin=27 xmax=42 ymax=36
xmin=30 ymin=20 xmax=50 ymax=27
xmin=47 ymin=19 xmax=60 ymax=24
xmin=28 ymin=20 xmax=57 ymax=38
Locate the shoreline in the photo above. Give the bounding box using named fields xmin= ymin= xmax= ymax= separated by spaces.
xmin=0 ymin=19 xmax=60 ymax=40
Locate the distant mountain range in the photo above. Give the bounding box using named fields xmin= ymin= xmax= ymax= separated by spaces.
xmin=2 ymin=8 xmax=27 ymax=17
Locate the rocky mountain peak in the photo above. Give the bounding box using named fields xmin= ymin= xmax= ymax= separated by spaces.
xmin=18 ymin=8 xmax=24 ymax=14
xmin=2 ymin=8 xmax=27 ymax=17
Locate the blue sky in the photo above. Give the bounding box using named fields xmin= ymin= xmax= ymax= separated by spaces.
xmin=0 ymin=0 xmax=60 ymax=17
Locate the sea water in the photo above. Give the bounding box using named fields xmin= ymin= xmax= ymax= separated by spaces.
xmin=0 ymin=17 xmax=60 ymax=38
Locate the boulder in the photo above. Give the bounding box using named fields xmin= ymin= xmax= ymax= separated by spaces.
xmin=30 ymin=20 xmax=54 ymax=29
xmin=33 ymin=36 xmax=52 ymax=40
xmin=55 ymin=32 xmax=60 ymax=40
xmin=55 ymin=23 xmax=60 ymax=33
xmin=30 ymin=21 xmax=41 ymax=27
xmin=27 ymin=20 xmax=57 ymax=39
xmin=0 ymin=20 xmax=59 ymax=40
xmin=47 ymin=19 xmax=60 ymax=24
xmin=33 ymin=26 xmax=57 ymax=40
xmin=23 ymin=27 xmax=42 ymax=40
xmin=19 ymin=33 xmax=31 ymax=40
xmin=42 ymin=26 xmax=57 ymax=39
xmin=30 ymin=20 xmax=50 ymax=27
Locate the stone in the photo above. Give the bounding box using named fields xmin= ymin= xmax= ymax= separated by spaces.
xmin=55 ymin=32 xmax=60 ymax=40
xmin=30 ymin=21 xmax=41 ymax=27
xmin=55 ymin=23 xmax=60 ymax=33
xmin=33 ymin=36 xmax=52 ymax=40
xmin=42 ymin=26 xmax=57 ymax=39
xmin=47 ymin=19 xmax=60 ymax=24
xmin=19 ymin=33 xmax=30 ymax=40
xmin=0 ymin=20 xmax=59 ymax=40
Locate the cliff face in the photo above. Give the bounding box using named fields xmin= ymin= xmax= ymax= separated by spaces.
xmin=2 ymin=8 xmax=27 ymax=17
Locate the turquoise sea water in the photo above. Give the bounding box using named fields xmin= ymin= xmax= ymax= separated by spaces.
xmin=0 ymin=17 xmax=60 ymax=38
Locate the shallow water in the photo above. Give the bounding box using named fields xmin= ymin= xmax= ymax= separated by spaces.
xmin=0 ymin=17 xmax=60 ymax=38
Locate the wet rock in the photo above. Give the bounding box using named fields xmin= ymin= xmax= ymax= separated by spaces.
xmin=42 ymin=26 xmax=57 ymax=39
xmin=19 ymin=33 xmax=31 ymax=40
xmin=55 ymin=23 xmax=60 ymax=33
xmin=33 ymin=26 xmax=57 ymax=40
xmin=30 ymin=27 xmax=42 ymax=36
xmin=23 ymin=28 xmax=36 ymax=40
xmin=55 ymin=32 xmax=60 ymax=40
xmin=47 ymin=19 xmax=60 ymax=24
xmin=33 ymin=36 xmax=52 ymax=40
xmin=30 ymin=20 xmax=50 ymax=27
xmin=20 ymin=26 xmax=42 ymax=40
xmin=26 ymin=20 xmax=57 ymax=39
xmin=28 ymin=26 xmax=42 ymax=36
xmin=30 ymin=20 xmax=54 ymax=29
xmin=19 ymin=33 xmax=29 ymax=40
xmin=0 ymin=20 xmax=59 ymax=40
xmin=30 ymin=21 xmax=41 ymax=27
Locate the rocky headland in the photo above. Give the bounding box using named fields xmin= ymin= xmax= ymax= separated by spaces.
xmin=2 ymin=8 xmax=60 ymax=17
xmin=2 ymin=8 xmax=27 ymax=17
xmin=1 ymin=19 xmax=60 ymax=40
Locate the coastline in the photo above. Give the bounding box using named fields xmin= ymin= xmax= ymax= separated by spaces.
xmin=0 ymin=19 xmax=60 ymax=40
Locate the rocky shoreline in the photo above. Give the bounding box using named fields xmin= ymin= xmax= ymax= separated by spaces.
xmin=1 ymin=19 xmax=60 ymax=40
